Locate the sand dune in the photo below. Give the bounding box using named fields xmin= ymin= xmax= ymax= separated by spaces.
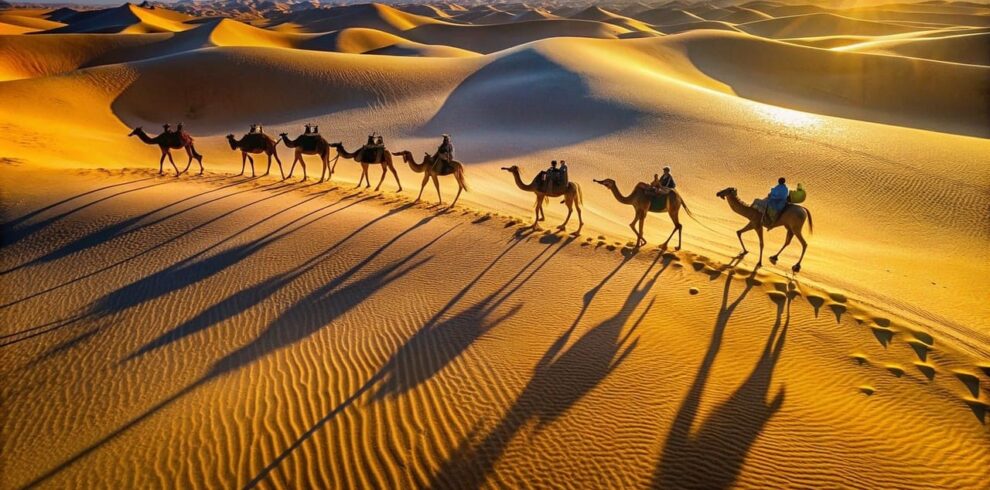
xmin=738 ymin=13 xmax=922 ymax=38
xmin=1 ymin=1 xmax=988 ymax=488
xmin=634 ymin=7 xmax=707 ymax=25
xmin=44 ymin=3 xmax=196 ymax=34
xmin=839 ymin=30 xmax=990 ymax=66
xmin=0 ymin=11 xmax=64 ymax=33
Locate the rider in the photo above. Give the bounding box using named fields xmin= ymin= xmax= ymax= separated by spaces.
xmin=436 ymin=134 xmax=454 ymax=162
xmin=162 ymin=123 xmax=173 ymax=134
xmin=558 ymin=160 xmax=568 ymax=186
xmin=305 ymin=124 xmax=312 ymax=134
xmin=767 ymin=177 xmax=789 ymax=222
xmin=249 ymin=124 xmax=258 ymax=134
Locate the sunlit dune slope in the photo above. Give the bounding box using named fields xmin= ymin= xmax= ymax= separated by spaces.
xmin=737 ymin=13 xmax=922 ymax=38
xmin=0 ymin=33 xmax=168 ymax=81
xmin=44 ymin=3 xmax=195 ymax=34
xmin=570 ymin=6 xmax=662 ymax=34
xmin=838 ymin=30 xmax=990 ymax=66
xmin=264 ymin=2 xmax=441 ymax=34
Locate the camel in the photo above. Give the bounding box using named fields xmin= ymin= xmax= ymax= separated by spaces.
xmin=128 ymin=127 xmax=204 ymax=176
xmin=716 ymin=187 xmax=813 ymax=272
xmin=501 ymin=165 xmax=583 ymax=234
xmin=226 ymin=132 xmax=284 ymax=178
xmin=279 ymin=131 xmax=331 ymax=182
xmin=330 ymin=142 xmax=402 ymax=192
xmin=593 ymin=178 xmax=694 ymax=250
xmin=390 ymin=150 xmax=468 ymax=207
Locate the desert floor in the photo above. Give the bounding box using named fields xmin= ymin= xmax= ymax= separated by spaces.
xmin=1 ymin=1 xmax=989 ymax=488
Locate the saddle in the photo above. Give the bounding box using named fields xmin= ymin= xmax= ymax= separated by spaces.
xmin=359 ymin=144 xmax=385 ymax=163
xmin=649 ymin=193 xmax=668 ymax=212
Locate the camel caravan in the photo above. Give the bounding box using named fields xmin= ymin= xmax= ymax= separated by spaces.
xmin=128 ymin=123 xmax=813 ymax=271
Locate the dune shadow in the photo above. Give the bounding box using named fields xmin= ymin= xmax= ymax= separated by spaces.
xmin=652 ymin=271 xmax=791 ymax=489
xmin=428 ymin=252 xmax=671 ymax=489
xmin=416 ymin=48 xmax=643 ymax=161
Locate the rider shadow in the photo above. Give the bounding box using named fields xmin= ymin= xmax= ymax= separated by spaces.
xmin=652 ymin=271 xmax=790 ymax=489
xmin=427 ymin=253 xmax=670 ymax=489
xmin=415 ymin=48 xmax=642 ymax=161
xmin=1 ymin=177 xmax=261 ymax=275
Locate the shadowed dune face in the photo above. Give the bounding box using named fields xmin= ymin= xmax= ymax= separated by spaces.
xmin=1 ymin=1 xmax=990 ymax=488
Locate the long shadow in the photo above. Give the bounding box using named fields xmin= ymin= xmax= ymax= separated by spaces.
xmin=652 ymin=271 xmax=790 ymax=489
xmin=1 ymin=176 xmax=261 ymax=275
xmin=1 ymin=181 xmax=307 ymax=310
xmin=1 ymin=177 xmax=215 ymax=249
xmin=124 ymin=202 xmax=433 ymax=362
xmin=428 ymin=252 xmax=672 ymax=489
xmin=20 ymin=213 xmax=451 ymax=490
xmin=1 ymin=176 xmax=155 ymax=229
xmin=0 ymin=191 xmax=374 ymax=348
xmin=242 ymin=233 xmax=578 ymax=488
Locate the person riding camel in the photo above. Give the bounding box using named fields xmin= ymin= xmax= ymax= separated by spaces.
xmin=539 ymin=160 xmax=559 ymax=192
xmin=249 ymin=124 xmax=258 ymax=134
xmin=304 ymin=124 xmax=312 ymax=134
xmin=162 ymin=123 xmax=173 ymax=134
xmin=767 ymin=177 xmax=789 ymax=223
xmin=433 ymin=134 xmax=455 ymax=173
xmin=311 ymin=125 xmax=319 ymax=134
xmin=375 ymin=135 xmax=383 ymax=146
xmin=558 ymin=160 xmax=569 ymax=187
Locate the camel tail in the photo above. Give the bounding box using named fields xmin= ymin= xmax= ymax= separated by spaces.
xmin=274 ymin=136 xmax=282 ymax=147
xmin=560 ymin=182 xmax=583 ymax=205
xmin=678 ymin=191 xmax=720 ymax=233
xmin=804 ymin=206 xmax=814 ymax=235
xmin=455 ymin=164 xmax=469 ymax=192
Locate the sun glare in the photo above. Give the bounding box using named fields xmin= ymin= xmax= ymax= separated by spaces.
xmin=753 ymin=104 xmax=822 ymax=129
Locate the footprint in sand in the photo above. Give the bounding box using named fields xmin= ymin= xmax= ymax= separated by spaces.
xmin=885 ymin=364 xmax=905 ymax=378
xmin=859 ymin=386 xmax=876 ymax=396
xmin=953 ymin=371 xmax=981 ymax=398
xmin=913 ymin=362 xmax=936 ymax=380
xmin=851 ymin=353 xmax=869 ymax=366
xmin=871 ymin=325 xmax=895 ymax=348
xmin=906 ymin=339 xmax=930 ymax=362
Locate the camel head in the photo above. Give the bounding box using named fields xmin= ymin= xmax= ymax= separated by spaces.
xmin=500 ymin=165 xmax=518 ymax=173
xmin=716 ymin=187 xmax=737 ymax=200
xmin=128 ymin=127 xmax=143 ymax=137
xmin=225 ymin=134 xmax=237 ymax=149
xmin=592 ymin=178 xmax=615 ymax=188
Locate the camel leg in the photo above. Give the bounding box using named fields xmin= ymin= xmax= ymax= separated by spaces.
xmin=432 ymin=175 xmax=442 ymax=204
xmin=263 ymin=152 xmax=273 ymax=177
xmin=182 ymin=147 xmax=194 ymax=175
xmin=531 ymin=196 xmax=543 ymax=230
xmin=628 ymin=214 xmax=639 ymax=244
xmin=299 ymin=158 xmax=307 ymax=182
xmin=450 ymin=181 xmax=463 ymax=208
xmin=770 ymin=230 xmax=794 ymax=265
xmin=415 ymin=173 xmax=429 ymax=202
xmin=390 ymin=163 xmax=402 ymax=192
xmin=574 ymin=200 xmax=583 ymax=235
xmin=247 ymin=154 xmax=255 ymax=177
xmin=793 ymin=230 xmax=808 ymax=272
xmin=755 ymin=227 xmax=765 ymax=267
xmin=664 ymin=209 xmax=683 ymax=251
xmin=736 ymin=223 xmax=755 ymax=256
xmin=273 ymin=151 xmax=284 ymax=179
xmin=374 ymin=164 xmax=387 ymax=191
xmin=238 ymin=152 xmax=247 ymax=176
xmin=638 ymin=213 xmax=647 ymax=247
xmin=166 ymin=150 xmax=180 ymax=177
xmin=158 ymin=150 xmax=167 ymax=175
xmin=319 ymin=155 xmax=327 ymax=183
xmin=286 ymin=155 xmax=298 ymax=180
xmin=558 ymin=195 xmax=573 ymax=231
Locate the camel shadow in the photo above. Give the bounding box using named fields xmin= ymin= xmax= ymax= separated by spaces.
xmin=243 ymin=233 xmax=579 ymax=487
xmin=2 ymin=192 xmax=376 ymax=349
xmin=416 ymin=48 xmax=642 ymax=161
xmin=1 ymin=178 xmax=180 ymax=249
xmin=20 ymin=215 xmax=450 ymax=489
xmin=370 ymin=235 xmax=577 ymax=400
xmin=1 ymin=175 xmax=155 ymax=230
xmin=1 ymin=182 xmax=311 ymax=311
xmin=427 ymin=253 xmax=671 ymax=489
xmin=124 ymin=203 xmax=432 ymax=363
xmin=1 ymin=177 xmax=260 ymax=275
xmin=652 ymin=271 xmax=791 ymax=489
